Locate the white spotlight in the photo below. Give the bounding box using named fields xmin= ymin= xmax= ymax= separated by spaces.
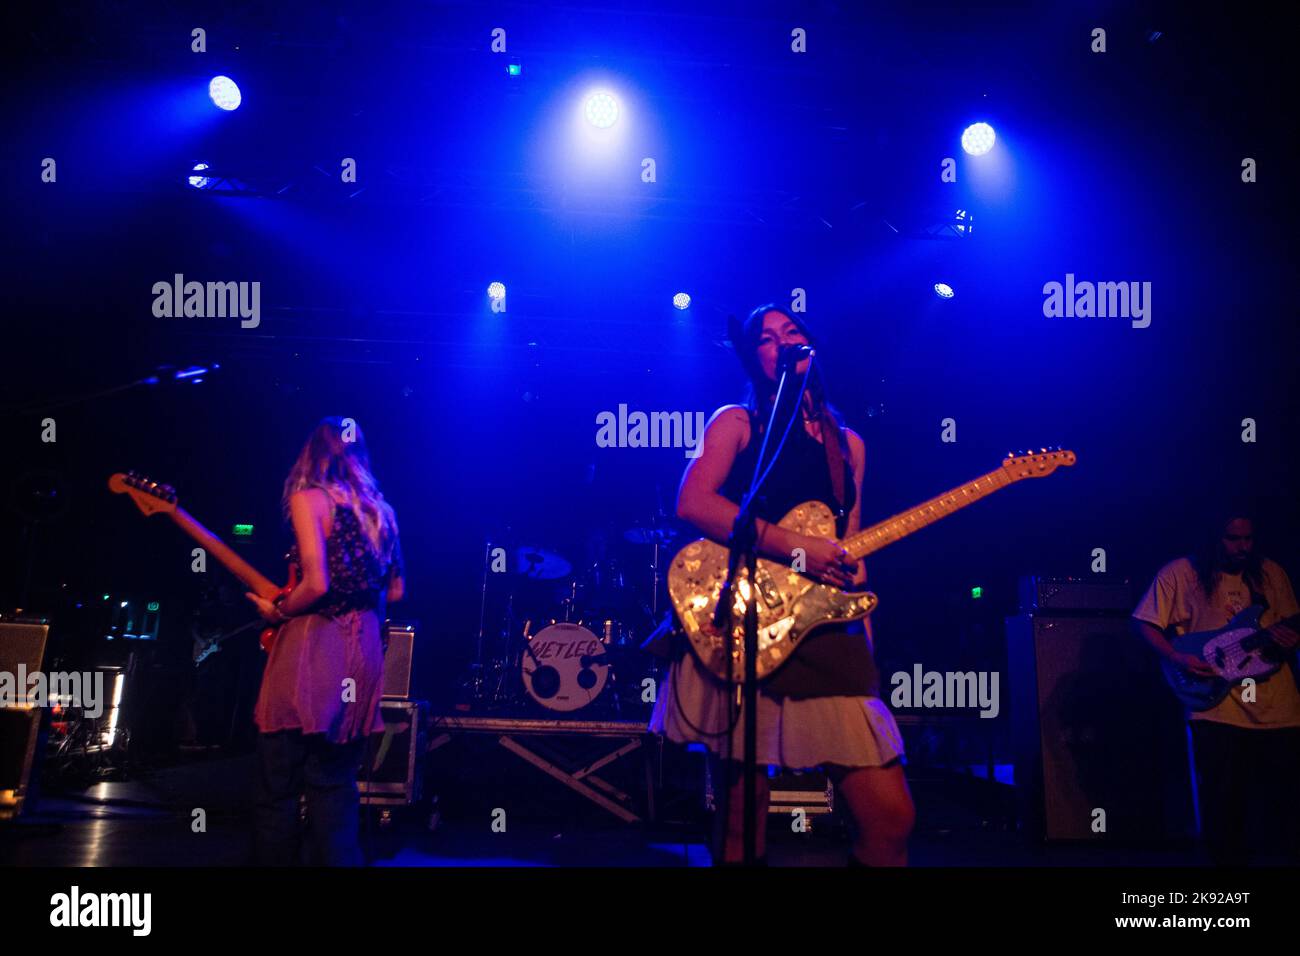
xmin=584 ymin=92 xmax=619 ymax=129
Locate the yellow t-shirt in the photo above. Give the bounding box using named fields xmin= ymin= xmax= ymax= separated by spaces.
xmin=1132 ymin=556 xmax=1300 ymax=728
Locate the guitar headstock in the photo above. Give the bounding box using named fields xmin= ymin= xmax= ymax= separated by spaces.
xmin=1000 ymin=447 xmax=1077 ymax=480
xmin=108 ymin=471 xmax=179 ymax=517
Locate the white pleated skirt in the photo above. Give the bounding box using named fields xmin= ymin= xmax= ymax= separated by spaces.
xmin=649 ymin=648 xmax=905 ymax=769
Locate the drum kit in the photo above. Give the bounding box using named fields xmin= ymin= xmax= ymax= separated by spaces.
xmin=464 ymin=517 xmax=680 ymax=717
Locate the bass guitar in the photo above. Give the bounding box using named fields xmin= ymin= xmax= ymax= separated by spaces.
xmin=1161 ymin=608 xmax=1300 ymax=710
xmin=108 ymin=471 xmax=297 ymax=653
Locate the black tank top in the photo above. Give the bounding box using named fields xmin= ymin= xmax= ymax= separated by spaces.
xmin=718 ymin=407 xmax=879 ymax=699
xmin=721 ymin=408 xmax=856 ymax=534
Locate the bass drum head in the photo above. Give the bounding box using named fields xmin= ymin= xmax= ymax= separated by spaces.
xmin=521 ymin=623 xmax=608 ymax=713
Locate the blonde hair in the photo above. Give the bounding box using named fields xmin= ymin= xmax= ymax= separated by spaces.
xmin=282 ymin=417 xmax=398 ymax=564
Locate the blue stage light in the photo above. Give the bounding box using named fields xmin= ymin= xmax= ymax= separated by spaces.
xmin=487 ymin=282 xmax=506 ymax=301
xmin=934 ymin=283 xmax=955 ymax=299
xmin=188 ymin=163 xmax=210 ymax=188
xmin=672 ymin=292 xmax=691 ymax=310
xmin=961 ymin=122 xmax=995 ymax=156
xmin=584 ymin=92 xmax=619 ymax=129
xmin=208 ymin=76 xmax=242 ymax=111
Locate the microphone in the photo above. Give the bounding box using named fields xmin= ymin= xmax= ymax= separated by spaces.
xmin=777 ymin=344 xmax=814 ymax=371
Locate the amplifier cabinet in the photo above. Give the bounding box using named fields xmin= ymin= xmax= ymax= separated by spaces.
xmin=382 ymin=621 xmax=416 ymax=700
xmin=1006 ymin=612 xmax=1195 ymax=842
xmin=0 ymin=623 xmax=48 ymax=819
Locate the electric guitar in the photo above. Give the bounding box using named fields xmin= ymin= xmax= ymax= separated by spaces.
xmin=192 ymin=618 xmax=265 ymax=667
xmin=667 ymin=448 xmax=1077 ymax=682
xmin=1161 ymin=608 xmax=1300 ymax=710
xmin=109 ymin=471 xmax=297 ymax=652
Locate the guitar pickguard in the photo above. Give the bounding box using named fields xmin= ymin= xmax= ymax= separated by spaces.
xmin=668 ymin=500 xmax=878 ymax=682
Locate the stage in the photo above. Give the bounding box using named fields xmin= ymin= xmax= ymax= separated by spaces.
xmin=2 ymin=0 xmax=1297 ymax=939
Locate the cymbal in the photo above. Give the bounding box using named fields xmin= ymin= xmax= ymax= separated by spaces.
xmin=513 ymin=546 xmax=572 ymax=580
xmin=623 ymin=526 xmax=679 ymax=545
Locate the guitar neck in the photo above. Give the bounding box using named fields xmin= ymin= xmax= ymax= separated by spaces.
xmin=1269 ymin=613 xmax=1300 ymax=634
xmin=169 ymin=507 xmax=281 ymax=600
xmin=844 ymin=467 xmax=1014 ymax=561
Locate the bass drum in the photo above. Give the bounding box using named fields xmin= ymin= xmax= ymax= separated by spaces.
xmin=521 ymin=623 xmax=609 ymax=712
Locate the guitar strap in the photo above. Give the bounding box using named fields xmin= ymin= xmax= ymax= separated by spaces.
xmin=819 ymin=408 xmax=848 ymax=527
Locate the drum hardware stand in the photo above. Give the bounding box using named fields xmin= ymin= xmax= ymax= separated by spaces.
xmin=470 ymin=539 xmax=493 ymax=701
xmin=562 ymin=580 xmax=578 ymax=623
xmin=486 ymin=592 xmax=522 ymax=708
xmin=651 ymin=538 xmax=661 ymax=618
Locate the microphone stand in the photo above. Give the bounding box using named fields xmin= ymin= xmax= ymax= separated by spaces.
xmin=711 ymin=347 xmax=814 ymax=866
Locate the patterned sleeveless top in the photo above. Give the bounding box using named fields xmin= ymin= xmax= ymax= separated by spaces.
xmin=289 ymin=504 xmax=402 ymax=618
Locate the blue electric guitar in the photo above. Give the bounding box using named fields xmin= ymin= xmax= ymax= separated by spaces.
xmin=1161 ymin=608 xmax=1300 ymax=710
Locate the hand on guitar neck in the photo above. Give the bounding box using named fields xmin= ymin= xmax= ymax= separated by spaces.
xmin=1265 ymin=620 xmax=1300 ymax=651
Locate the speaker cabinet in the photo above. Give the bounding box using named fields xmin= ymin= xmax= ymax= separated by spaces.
xmin=1006 ymin=613 xmax=1196 ymax=842
xmin=382 ymin=621 xmax=415 ymax=700
xmin=0 ymin=623 xmax=48 ymax=819
xmin=0 ymin=622 xmax=48 ymax=675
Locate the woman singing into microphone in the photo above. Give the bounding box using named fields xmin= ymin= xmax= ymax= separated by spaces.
xmin=650 ymin=304 xmax=914 ymax=865
xmin=246 ymin=417 xmax=404 ymax=866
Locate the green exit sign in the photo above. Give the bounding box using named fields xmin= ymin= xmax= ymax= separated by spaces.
xmin=232 ymin=524 xmax=254 ymax=537
xmin=970 ymin=586 xmax=983 ymax=599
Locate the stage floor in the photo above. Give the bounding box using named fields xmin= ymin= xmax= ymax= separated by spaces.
xmin=0 ymin=752 xmax=1206 ymax=867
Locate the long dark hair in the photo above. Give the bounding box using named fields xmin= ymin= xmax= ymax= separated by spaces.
xmin=727 ymin=303 xmax=847 ymax=450
xmin=1189 ymin=507 xmax=1265 ymax=600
